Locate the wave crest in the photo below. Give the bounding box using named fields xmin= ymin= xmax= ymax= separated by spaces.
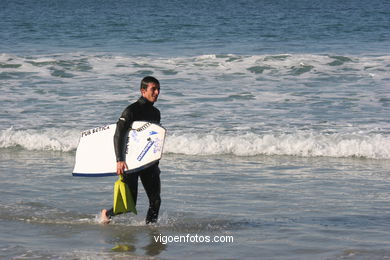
xmin=1 ymin=127 xmax=389 ymax=159
xmin=0 ymin=127 xmax=79 ymax=152
xmin=165 ymin=132 xmax=390 ymax=159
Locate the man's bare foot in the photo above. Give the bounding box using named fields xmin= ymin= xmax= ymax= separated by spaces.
xmin=100 ymin=209 xmax=111 ymax=224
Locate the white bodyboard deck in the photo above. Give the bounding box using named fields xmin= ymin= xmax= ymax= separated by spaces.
xmin=72 ymin=121 xmax=166 ymax=177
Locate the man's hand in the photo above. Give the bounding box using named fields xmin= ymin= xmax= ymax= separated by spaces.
xmin=116 ymin=161 xmax=128 ymax=175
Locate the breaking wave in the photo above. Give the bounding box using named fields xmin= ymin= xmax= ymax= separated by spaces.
xmin=165 ymin=132 xmax=390 ymax=159
xmin=1 ymin=52 xmax=389 ymax=82
xmin=0 ymin=127 xmax=79 ymax=152
xmin=1 ymin=127 xmax=389 ymax=160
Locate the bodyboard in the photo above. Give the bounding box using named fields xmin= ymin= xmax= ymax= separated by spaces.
xmin=72 ymin=121 xmax=166 ymax=177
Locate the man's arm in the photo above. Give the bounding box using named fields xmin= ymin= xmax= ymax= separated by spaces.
xmin=114 ymin=108 xmax=133 ymax=175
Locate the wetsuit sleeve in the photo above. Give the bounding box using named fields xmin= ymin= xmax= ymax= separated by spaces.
xmin=114 ymin=108 xmax=133 ymax=162
xmin=157 ymin=109 xmax=161 ymax=124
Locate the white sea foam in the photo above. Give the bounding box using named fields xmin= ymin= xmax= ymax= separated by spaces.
xmin=1 ymin=52 xmax=389 ymax=159
xmin=1 ymin=127 xmax=389 ymax=159
xmin=165 ymin=131 xmax=390 ymax=159
xmin=1 ymin=52 xmax=389 ymax=82
xmin=0 ymin=127 xmax=79 ymax=152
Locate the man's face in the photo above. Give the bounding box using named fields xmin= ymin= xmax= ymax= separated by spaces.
xmin=141 ymin=83 xmax=160 ymax=103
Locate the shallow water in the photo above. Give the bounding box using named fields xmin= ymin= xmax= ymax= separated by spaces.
xmin=1 ymin=150 xmax=389 ymax=259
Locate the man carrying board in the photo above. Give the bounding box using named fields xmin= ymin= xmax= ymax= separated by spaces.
xmin=100 ymin=76 xmax=162 ymax=224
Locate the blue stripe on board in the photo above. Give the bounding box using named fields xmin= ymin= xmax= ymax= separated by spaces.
xmin=72 ymin=172 xmax=117 ymax=177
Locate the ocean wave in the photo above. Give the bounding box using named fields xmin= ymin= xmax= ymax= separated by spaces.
xmin=0 ymin=127 xmax=79 ymax=152
xmin=1 ymin=52 xmax=389 ymax=82
xmin=1 ymin=127 xmax=389 ymax=160
xmin=165 ymin=132 xmax=390 ymax=159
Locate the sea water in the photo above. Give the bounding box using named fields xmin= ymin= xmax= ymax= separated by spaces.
xmin=1 ymin=0 xmax=390 ymax=259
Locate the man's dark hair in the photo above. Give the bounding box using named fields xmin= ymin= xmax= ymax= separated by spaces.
xmin=140 ymin=76 xmax=160 ymax=90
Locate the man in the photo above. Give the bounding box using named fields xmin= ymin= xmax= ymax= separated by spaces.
xmin=100 ymin=76 xmax=161 ymax=224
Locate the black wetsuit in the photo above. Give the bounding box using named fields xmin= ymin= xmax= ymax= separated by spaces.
xmin=107 ymin=96 xmax=161 ymax=224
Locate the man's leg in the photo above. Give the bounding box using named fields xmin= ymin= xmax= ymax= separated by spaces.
xmin=140 ymin=164 xmax=161 ymax=224
xmin=100 ymin=172 xmax=139 ymax=223
xmin=122 ymin=171 xmax=139 ymax=206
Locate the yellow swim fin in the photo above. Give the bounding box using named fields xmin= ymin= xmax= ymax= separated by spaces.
xmin=113 ymin=175 xmax=137 ymax=215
